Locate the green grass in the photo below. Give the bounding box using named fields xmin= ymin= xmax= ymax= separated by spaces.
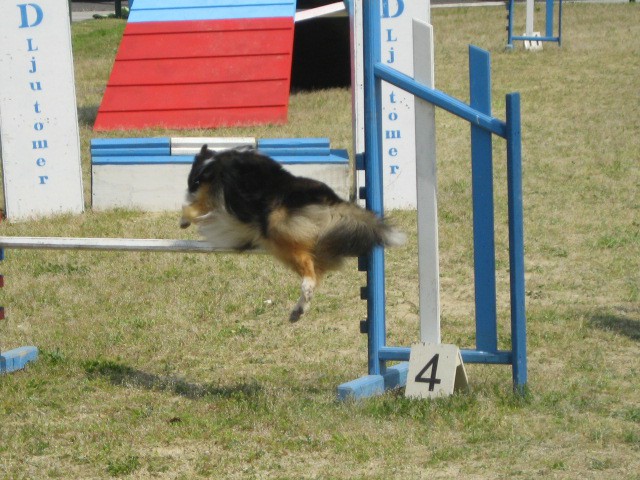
xmin=1 ymin=3 xmax=639 ymax=479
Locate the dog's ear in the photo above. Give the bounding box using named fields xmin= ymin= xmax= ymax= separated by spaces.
xmin=188 ymin=145 xmax=216 ymax=192
xmin=194 ymin=144 xmax=210 ymax=164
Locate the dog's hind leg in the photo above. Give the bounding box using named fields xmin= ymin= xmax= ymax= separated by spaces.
xmin=285 ymin=251 xmax=320 ymax=323
xmin=290 ymin=275 xmax=316 ymax=322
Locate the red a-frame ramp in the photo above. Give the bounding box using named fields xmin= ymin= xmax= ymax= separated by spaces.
xmin=94 ymin=0 xmax=297 ymax=131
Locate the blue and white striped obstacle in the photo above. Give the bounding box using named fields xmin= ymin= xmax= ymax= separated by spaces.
xmin=91 ymin=137 xmax=350 ymax=211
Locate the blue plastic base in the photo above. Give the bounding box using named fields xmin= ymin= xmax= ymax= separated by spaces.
xmin=337 ymin=362 xmax=409 ymax=401
xmin=0 ymin=346 xmax=38 ymax=373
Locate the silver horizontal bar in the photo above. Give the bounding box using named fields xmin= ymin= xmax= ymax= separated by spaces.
xmin=0 ymin=237 xmax=263 ymax=254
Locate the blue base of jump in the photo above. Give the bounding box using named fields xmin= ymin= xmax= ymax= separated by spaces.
xmin=337 ymin=362 xmax=409 ymax=400
xmin=0 ymin=346 xmax=38 ymax=374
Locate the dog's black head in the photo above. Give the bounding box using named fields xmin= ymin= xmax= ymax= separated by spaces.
xmin=180 ymin=145 xmax=218 ymax=229
xmin=187 ymin=144 xmax=216 ymax=194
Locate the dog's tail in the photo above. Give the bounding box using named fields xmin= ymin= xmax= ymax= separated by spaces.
xmin=316 ymin=203 xmax=406 ymax=262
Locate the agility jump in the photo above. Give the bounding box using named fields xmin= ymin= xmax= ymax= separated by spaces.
xmin=336 ymin=0 xmax=527 ymax=399
xmin=1 ymin=0 xmax=527 ymax=399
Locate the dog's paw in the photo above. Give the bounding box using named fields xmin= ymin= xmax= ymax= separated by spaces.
xmin=289 ymin=306 xmax=304 ymax=323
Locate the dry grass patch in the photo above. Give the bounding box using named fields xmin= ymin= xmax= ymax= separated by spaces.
xmin=1 ymin=3 xmax=639 ymax=479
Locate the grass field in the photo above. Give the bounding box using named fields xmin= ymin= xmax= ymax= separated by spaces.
xmin=1 ymin=3 xmax=639 ymax=479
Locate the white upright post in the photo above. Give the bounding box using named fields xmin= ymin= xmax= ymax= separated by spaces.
xmin=413 ymin=20 xmax=440 ymax=344
xmin=0 ymin=0 xmax=84 ymax=221
xmin=523 ymin=0 xmax=543 ymax=51
xmin=349 ymin=0 xmax=365 ymax=202
xmin=526 ymin=0 xmax=535 ymax=37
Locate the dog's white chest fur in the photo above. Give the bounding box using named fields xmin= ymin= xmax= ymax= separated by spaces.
xmin=196 ymin=207 xmax=261 ymax=250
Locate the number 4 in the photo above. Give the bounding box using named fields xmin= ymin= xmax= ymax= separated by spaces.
xmin=415 ymin=353 xmax=442 ymax=391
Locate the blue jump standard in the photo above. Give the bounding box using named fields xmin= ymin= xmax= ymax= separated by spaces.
xmin=1 ymin=346 xmax=38 ymax=374
xmin=1 ymin=248 xmax=38 ymax=373
xmin=506 ymin=0 xmax=563 ymax=49
xmin=338 ymin=0 xmax=527 ymax=400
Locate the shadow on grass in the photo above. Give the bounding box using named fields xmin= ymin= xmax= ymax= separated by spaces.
xmin=78 ymin=106 xmax=98 ymax=128
xmin=83 ymin=359 xmax=262 ymax=399
xmin=589 ymin=311 xmax=640 ymax=341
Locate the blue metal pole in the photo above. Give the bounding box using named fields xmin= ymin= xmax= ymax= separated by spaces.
xmin=505 ymin=93 xmax=527 ymax=392
xmin=506 ymin=0 xmax=515 ymax=49
xmin=545 ymin=0 xmax=554 ymax=39
xmin=558 ymin=0 xmax=563 ymax=46
xmin=509 ymin=35 xmax=560 ymax=43
xmin=469 ymin=46 xmax=498 ymax=353
xmin=362 ymin=0 xmax=386 ymax=376
xmin=374 ymin=64 xmax=507 ymax=137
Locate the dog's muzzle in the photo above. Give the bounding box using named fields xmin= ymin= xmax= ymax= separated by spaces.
xmin=180 ymin=202 xmax=195 ymax=229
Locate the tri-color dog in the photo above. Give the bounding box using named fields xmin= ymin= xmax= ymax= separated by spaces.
xmin=180 ymin=145 xmax=405 ymax=322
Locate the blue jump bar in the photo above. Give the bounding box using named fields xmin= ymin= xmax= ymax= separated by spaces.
xmin=377 ymin=346 xmax=513 ymax=365
xmin=374 ymin=63 xmax=508 ymax=138
xmin=510 ymin=35 xmax=560 ymax=43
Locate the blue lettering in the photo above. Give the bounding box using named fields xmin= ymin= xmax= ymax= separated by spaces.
xmin=34 ymin=122 xmax=44 ymax=131
xmin=30 ymin=81 xmax=42 ymax=91
xmin=381 ymin=0 xmax=404 ymax=19
xmin=386 ymin=29 xmax=397 ymax=42
xmin=386 ymin=47 xmax=395 ymax=64
xmin=27 ymin=38 xmax=38 ymax=52
xmin=389 ymin=112 xmax=398 ymax=121
xmin=17 ymin=3 xmax=43 ymax=29
xmin=385 ymin=130 xmax=401 ymax=140
xmin=390 ymin=164 xmax=400 ymax=173
xmin=36 ymin=158 xmax=46 ymax=167
xmin=32 ymin=139 xmax=48 ymax=149
xmin=38 ymin=175 xmax=49 ymax=185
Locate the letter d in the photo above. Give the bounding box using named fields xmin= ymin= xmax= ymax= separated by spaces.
xmin=381 ymin=0 xmax=404 ymax=19
xmin=18 ymin=3 xmax=43 ymax=28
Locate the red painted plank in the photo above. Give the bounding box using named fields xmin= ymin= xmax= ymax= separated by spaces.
xmin=99 ymin=80 xmax=289 ymax=112
xmin=123 ymin=17 xmax=293 ymax=35
xmin=94 ymin=106 xmax=287 ymax=131
xmin=108 ymin=55 xmax=291 ymax=86
xmin=117 ymin=29 xmax=292 ymax=60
